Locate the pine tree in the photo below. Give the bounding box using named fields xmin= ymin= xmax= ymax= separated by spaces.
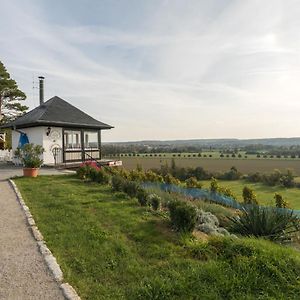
xmin=0 ymin=61 xmax=28 ymax=123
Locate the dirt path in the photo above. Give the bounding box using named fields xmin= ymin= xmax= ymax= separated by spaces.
xmin=0 ymin=179 xmax=65 ymax=300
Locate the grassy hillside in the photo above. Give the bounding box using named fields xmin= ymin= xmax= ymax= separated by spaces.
xmin=15 ymin=175 xmax=300 ymax=299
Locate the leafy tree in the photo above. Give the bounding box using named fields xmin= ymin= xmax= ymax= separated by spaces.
xmin=0 ymin=61 xmax=28 ymax=123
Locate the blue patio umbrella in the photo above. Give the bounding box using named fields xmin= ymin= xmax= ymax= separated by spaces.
xmin=18 ymin=132 xmax=29 ymax=148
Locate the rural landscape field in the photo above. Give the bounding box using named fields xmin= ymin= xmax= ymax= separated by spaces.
xmin=118 ymin=155 xmax=300 ymax=174
xmin=3 ymin=1 xmax=300 ymax=299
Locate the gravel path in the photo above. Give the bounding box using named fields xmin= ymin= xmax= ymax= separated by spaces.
xmin=0 ymin=166 xmax=67 ymax=299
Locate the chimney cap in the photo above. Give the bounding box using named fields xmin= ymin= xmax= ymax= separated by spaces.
xmin=38 ymin=76 xmax=45 ymax=80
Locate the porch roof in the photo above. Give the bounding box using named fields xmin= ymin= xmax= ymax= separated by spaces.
xmin=0 ymin=96 xmax=113 ymax=130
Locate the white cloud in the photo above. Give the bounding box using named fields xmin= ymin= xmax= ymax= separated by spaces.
xmin=1 ymin=0 xmax=300 ymax=141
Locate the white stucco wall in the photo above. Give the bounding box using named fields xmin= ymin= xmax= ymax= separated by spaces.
xmin=42 ymin=127 xmax=63 ymax=165
xmin=12 ymin=126 xmax=63 ymax=165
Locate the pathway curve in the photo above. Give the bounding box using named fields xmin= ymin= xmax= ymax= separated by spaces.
xmin=0 ymin=165 xmax=70 ymax=299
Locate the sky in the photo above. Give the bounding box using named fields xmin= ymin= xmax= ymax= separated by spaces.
xmin=1 ymin=0 xmax=300 ymax=142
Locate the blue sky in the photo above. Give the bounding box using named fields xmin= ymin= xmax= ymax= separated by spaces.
xmin=1 ymin=0 xmax=300 ymax=141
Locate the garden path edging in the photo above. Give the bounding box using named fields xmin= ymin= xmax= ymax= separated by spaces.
xmin=9 ymin=179 xmax=81 ymax=300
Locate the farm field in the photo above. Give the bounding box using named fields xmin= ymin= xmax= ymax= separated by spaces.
xmin=116 ymin=151 xmax=300 ymax=160
xmin=117 ymin=156 xmax=300 ymax=175
xmin=199 ymin=180 xmax=300 ymax=210
xmin=15 ymin=175 xmax=300 ymax=299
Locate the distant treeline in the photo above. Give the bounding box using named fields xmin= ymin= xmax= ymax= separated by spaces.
xmin=103 ymin=143 xmax=300 ymax=157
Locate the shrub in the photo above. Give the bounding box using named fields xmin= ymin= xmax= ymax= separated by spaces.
xmin=128 ymin=169 xmax=145 ymax=182
xmin=280 ymin=169 xmax=295 ymax=188
xmin=111 ymin=175 xmax=125 ymax=192
xmin=168 ymin=201 xmax=197 ymax=233
xmin=246 ymin=172 xmax=262 ymax=183
xmin=218 ymin=166 xmax=241 ymax=180
xmin=89 ymin=168 xmax=110 ymax=184
xmin=210 ymin=178 xmax=219 ymax=193
xmin=185 ymin=177 xmax=202 ymax=189
xmin=262 ymin=169 xmax=282 ymax=186
xmin=76 ymin=165 xmax=92 ymax=180
xmin=229 ymin=206 xmax=300 ymax=242
xmin=137 ymin=189 xmax=149 ymax=206
xmin=122 ymin=181 xmax=140 ymax=198
xmin=145 ymin=170 xmax=164 ymax=183
xmin=148 ymin=194 xmax=161 ymax=210
xmin=242 ymin=186 xmax=258 ymax=205
xmin=274 ymin=193 xmax=289 ymax=208
xmin=164 ymin=174 xmax=180 ymax=185
xmin=117 ymin=168 xmax=130 ymax=180
xmin=218 ymin=187 xmax=237 ymax=200
xmin=15 ymin=143 xmax=44 ymax=168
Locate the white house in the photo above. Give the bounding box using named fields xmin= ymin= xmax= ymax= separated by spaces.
xmin=0 ymin=78 xmax=114 ymax=166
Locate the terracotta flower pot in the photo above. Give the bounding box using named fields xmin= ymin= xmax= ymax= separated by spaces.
xmin=23 ymin=168 xmax=39 ymax=177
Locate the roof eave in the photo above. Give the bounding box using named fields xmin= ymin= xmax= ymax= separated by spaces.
xmin=0 ymin=121 xmax=113 ymax=130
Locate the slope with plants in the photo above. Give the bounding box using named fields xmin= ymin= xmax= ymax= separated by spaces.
xmin=14 ymin=172 xmax=300 ymax=300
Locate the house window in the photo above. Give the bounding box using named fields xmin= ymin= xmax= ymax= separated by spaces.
xmin=64 ymin=130 xmax=81 ymax=150
xmin=84 ymin=131 xmax=99 ymax=149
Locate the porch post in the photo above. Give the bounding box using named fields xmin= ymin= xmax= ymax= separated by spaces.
xmin=98 ymin=130 xmax=101 ymax=160
xmin=62 ymin=128 xmax=66 ymax=163
xmin=81 ymin=129 xmax=85 ymax=161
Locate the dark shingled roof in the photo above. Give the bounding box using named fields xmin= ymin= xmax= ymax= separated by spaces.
xmin=0 ymin=96 xmax=113 ymax=130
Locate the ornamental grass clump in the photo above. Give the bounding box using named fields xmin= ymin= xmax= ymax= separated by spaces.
xmin=168 ymin=200 xmax=197 ymax=233
xmin=229 ymin=205 xmax=300 ymax=242
xmin=148 ymin=194 xmax=161 ymax=211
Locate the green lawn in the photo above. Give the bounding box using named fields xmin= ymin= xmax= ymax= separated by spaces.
xmin=15 ymin=175 xmax=300 ymax=300
xmin=199 ymin=180 xmax=300 ymax=210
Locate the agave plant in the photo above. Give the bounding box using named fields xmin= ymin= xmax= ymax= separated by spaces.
xmin=229 ymin=205 xmax=300 ymax=242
